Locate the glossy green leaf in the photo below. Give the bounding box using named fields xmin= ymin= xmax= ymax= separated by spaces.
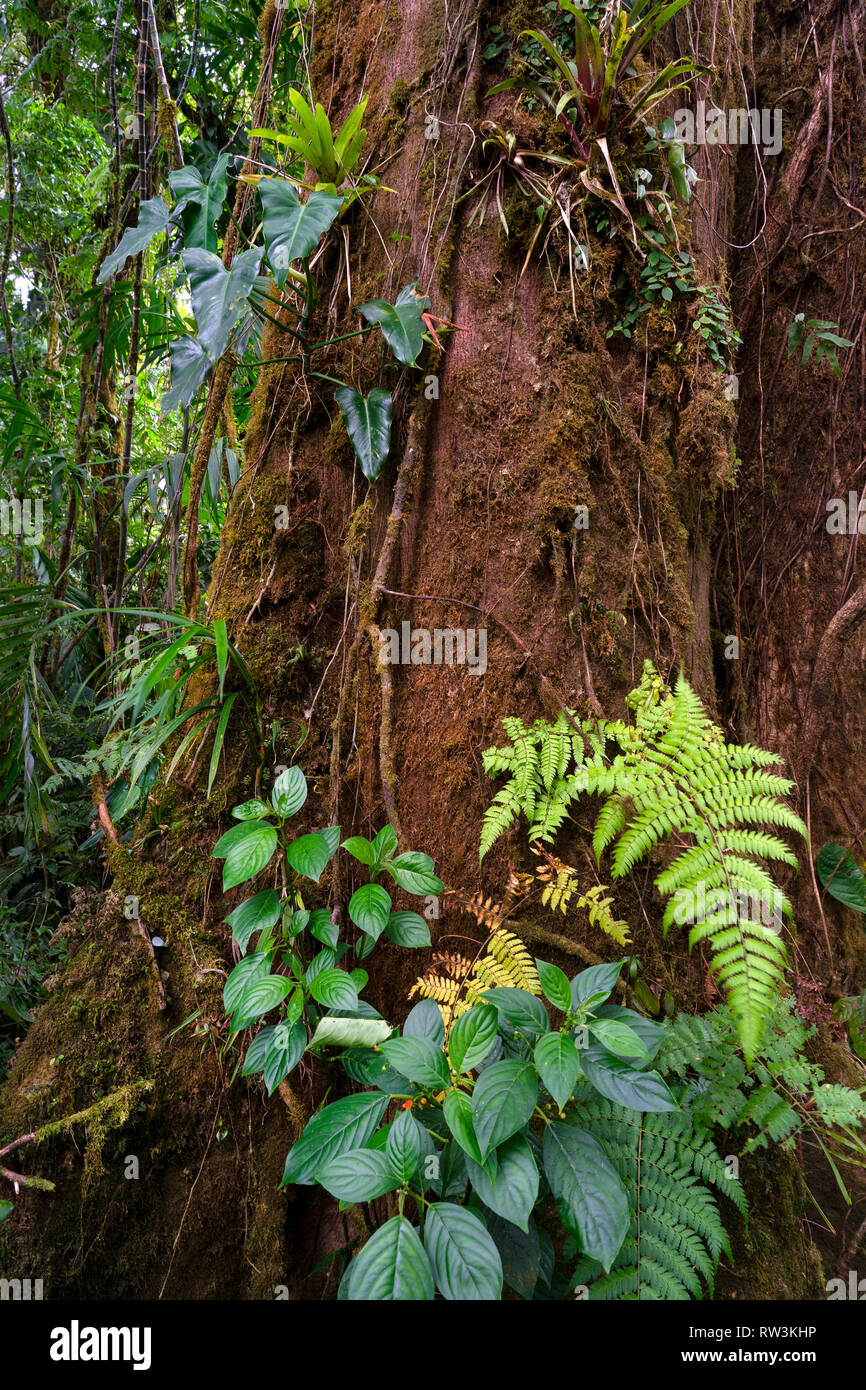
xmin=97 ymin=195 xmax=170 ymax=283
xmin=225 ymin=889 xmax=281 ymax=952
xmin=341 ymin=835 xmax=376 ymax=866
xmin=386 ymin=1107 xmax=424 ymax=1185
xmin=816 ymin=843 xmax=866 ymax=913
xmin=424 ymin=1203 xmax=503 ymax=1300
xmin=282 ymin=1093 xmax=389 ymax=1186
xmin=380 ymin=1036 xmax=450 ymax=1088
xmin=340 ymin=1215 xmax=434 ymax=1300
xmin=183 ymin=244 xmax=263 ymax=363
xmin=466 ymin=1132 xmax=539 ymax=1233
xmin=285 ymin=831 xmax=332 ymax=883
xmin=580 ymin=1052 xmax=679 ymax=1112
xmin=543 ymin=1122 xmax=629 ymax=1270
xmin=317 ymin=1147 xmax=401 ymax=1202
xmin=443 ymin=1089 xmax=484 ymax=1165
xmin=242 ymin=1021 xmax=305 ymax=1093
xmin=471 ymin=1060 xmax=538 ymax=1158
xmin=308 ymin=968 xmax=359 ymax=1011
xmin=588 ymin=1018 xmax=650 ymax=1060
xmin=383 ymin=851 xmax=444 ymax=896
xmin=231 ymin=799 xmax=273 ymax=821
xmin=213 ymin=820 xmax=277 ymax=890
xmin=334 ymin=385 xmax=392 ymax=482
xmin=534 ymin=1031 xmax=581 ymax=1110
xmin=358 ymin=283 xmax=429 ymax=365
xmin=224 ymin=954 xmax=290 ymax=1031
xmin=169 ymin=153 xmax=229 ymax=251
xmin=448 ymin=1004 xmax=499 ymax=1073
xmin=348 ymin=882 xmax=392 ymax=939
xmin=258 ymin=179 xmax=343 ymax=286
xmin=536 ymin=959 xmax=573 ymax=1012
xmin=271 ymin=765 xmax=307 ymax=818
xmin=570 ymin=960 xmax=624 ymax=1009
xmin=403 ymin=998 xmax=445 ymax=1047
xmin=385 ymin=911 xmax=431 ymax=948
xmin=162 ymin=335 xmax=211 ymax=414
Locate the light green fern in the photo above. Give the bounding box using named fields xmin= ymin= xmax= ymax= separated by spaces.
xmin=590 ymin=666 xmax=807 ymax=1063
xmin=570 ymin=1094 xmax=745 ymax=1300
xmin=479 ymin=711 xmax=605 ymax=859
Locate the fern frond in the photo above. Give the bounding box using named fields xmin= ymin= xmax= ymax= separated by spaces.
xmin=571 ymin=1094 xmax=741 ymax=1300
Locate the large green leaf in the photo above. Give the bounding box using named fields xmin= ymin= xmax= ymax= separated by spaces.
xmin=242 ymin=1021 xmax=305 ymax=1093
xmin=448 ymin=1004 xmax=499 ymax=1073
xmin=258 ymin=179 xmax=343 ymax=286
xmin=161 ymin=335 xmax=211 ymax=415
xmin=580 ymin=1052 xmax=678 ymax=1112
xmin=443 ymin=1089 xmax=484 ymax=1165
xmin=97 ymin=195 xmax=170 ymax=283
xmin=543 ymin=1122 xmax=629 ymax=1270
xmin=816 ymin=843 xmax=866 ymax=914
xmin=536 ymin=959 xmax=573 ymax=1012
xmin=285 ymin=831 xmax=332 ymax=883
xmin=466 ymin=1132 xmax=539 ymax=1232
xmin=534 ymin=1031 xmax=581 ymax=1110
xmin=385 ymin=911 xmax=431 ymax=948
xmin=226 ymin=889 xmax=281 ymax=952
xmin=423 ymin=1203 xmax=503 ymax=1300
xmin=380 ymin=1036 xmax=450 ymax=1088
xmin=224 ymin=954 xmax=291 ymax=1031
xmin=358 ymin=283 xmax=429 ymax=364
xmin=334 ymin=385 xmax=392 ymax=482
xmin=271 ymin=765 xmax=308 ymax=818
xmin=471 ymin=1060 xmax=538 ymax=1158
xmin=212 ymin=820 xmax=277 ymax=890
xmin=386 ymin=1108 xmax=424 ymax=1185
xmin=183 ymin=244 xmax=263 ymax=363
xmin=383 ymin=851 xmax=444 ymax=896
xmin=281 ymin=1093 xmax=389 ymax=1186
xmin=308 ymin=968 xmax=359 ymax=1011
xmin=588 ymin=1018 xmax=649 ymax=1061
xmin=348 ymin=882 xmax=392 ymax=940
xmin=340 ymin=1215 xmax=434 ymax=1300
xmin=169 ymin=153 xmax=230 ymax=251
xmin=481 ymin=987 xmax=548 ymax=1040
xmin=403 ymin=999 xmax=445 ymax=1047
xmin=570 ymin=960 xmax=624 ymax=1008
xmin=309 ymin=1016 xmax=392 ymax=1049
xmin=317 ymin=1148 xmax=401 ymax=1202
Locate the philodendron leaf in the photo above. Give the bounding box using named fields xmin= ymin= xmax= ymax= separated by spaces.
xmin=183 ymin=244 xmax=263 ymax=363
xmin=161 ymin=335 xmax=212 ymax=415
xmin=97 ymin=195 xmax=170 ymax=283
xmin=169 ymin=153 xmax=230 ymax=251
xmin=258 ymin=179 xmax=343 ymax=286
xmin=334 ymin=385 xmax=392 ymax=482
xmin=358 ymin=283 xmax=429 ymax=364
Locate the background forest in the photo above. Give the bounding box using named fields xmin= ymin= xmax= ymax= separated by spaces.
xmin=0 ymin=0 xmax=865 ymax=1306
